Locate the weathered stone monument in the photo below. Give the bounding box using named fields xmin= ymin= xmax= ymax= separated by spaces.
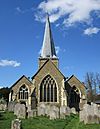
xmin=80 ymin=103 xmax=100 ymax=124
xmin=38 ymin=103 xmax=71 ymax=119
xmin=49 ymin=105 xmax=59 ymax=119
xmin=37 ymin=103 xmax=60 ymax=119
xmin=37 ymin=103 xmax=46 ymax=116
xmin=11 ymin=119 xmax=21 ymax=129
xmin=8 ymin=102 xmax=17 ymax=112
xmin=60 ymin=106 xmax=71 ymax=119
xmin=0 ymin=98 xmax=7 ymax=111
xmin=14 ymin=103 xmax=26 ymax=119
xmin=28 ymin=110 xmax=34 ymax=118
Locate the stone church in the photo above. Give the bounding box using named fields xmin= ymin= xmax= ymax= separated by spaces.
xmin=9 ymin=16 xmax=86 ymax=112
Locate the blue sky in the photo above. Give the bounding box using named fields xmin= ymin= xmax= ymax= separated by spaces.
xmin=0 ymin=0 xmax=100 ymax=88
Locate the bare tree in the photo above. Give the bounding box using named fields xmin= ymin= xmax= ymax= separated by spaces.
xmin=85 ymin=72 xmax=100 ymax=102
xmin=95 ymin=73 xmax=100 ymax=94
xmin=85 ymin=72 xmax=94 ymax=102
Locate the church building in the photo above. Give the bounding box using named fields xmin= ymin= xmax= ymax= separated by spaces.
xmin=9 ymin=16 xmax=86 ymax=112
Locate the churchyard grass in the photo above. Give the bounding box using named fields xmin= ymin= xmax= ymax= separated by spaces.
xmin=0 ymin=111 xmax=100 ymax=129
xmin=0 ymin=111 xmax=16 ymax=129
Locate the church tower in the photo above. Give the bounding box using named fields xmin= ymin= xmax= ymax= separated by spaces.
xmin=39 ymin=15 xmax=59 ymax=68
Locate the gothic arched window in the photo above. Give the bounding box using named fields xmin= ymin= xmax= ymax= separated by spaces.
xmin=40 ymin=75 xmax=57 ymax=102
xmin=19 ymin=85 xmax=28 ymax=100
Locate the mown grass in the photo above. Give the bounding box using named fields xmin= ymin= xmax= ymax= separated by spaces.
xmin=0 ymin=111 xmax=16 ymax=129
xmin=0 ymin=112 xmax=100 ymax=129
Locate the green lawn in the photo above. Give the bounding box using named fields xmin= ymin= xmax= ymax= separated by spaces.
xmin=0 ymin=111 xmax=100 ymax=129
xmin=0 ymin=111 xmax=16 ymax=129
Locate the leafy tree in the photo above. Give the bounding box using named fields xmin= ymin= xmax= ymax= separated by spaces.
xmin=0 ymin=87 xmax=10 ymax=103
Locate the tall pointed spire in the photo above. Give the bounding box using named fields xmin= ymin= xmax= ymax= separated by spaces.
xmin=41 ymin=15 xmax=57 ymax=58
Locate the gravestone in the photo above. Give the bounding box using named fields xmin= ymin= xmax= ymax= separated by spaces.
xmin=28 ymin=110 xmax=33 ymax=118
xmin=14 ymin=103 xmax=26 ymax=119
xmin=49 ymin=105 xmax=59 ymax=119
xmin=33 ymin=109 xmax=37 ymax=117
xmin=80 ymin=103 xmax=100 ymax=124
xmin=37 ymin=104 xmax=60 ymax=119
xmin=60 ymin=106 xmax=71 ymax=119
xmin=8 ymin=102 xmax=17 ymax=112
xmin=0 ymin=103 xmax=7 ymax=111
xmin=11 ymin=119 xmax=21 ymax=129
xmin=0 ymin=98 xmax=7 ymax=111
xmin=37 ymin=103 xmax=46 ymax=116
xmin=45 ymin=105 xmax=50 ymax=115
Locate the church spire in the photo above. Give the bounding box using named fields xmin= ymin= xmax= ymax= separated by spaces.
xmin=41 ymin=15 xmax=57 ymax=58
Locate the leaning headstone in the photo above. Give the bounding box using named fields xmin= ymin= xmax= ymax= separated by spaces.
xmin=14 ymin=103 xmax=26 ymax=119
xmin=11 ymin=119 xmax=21 ymax=129
xmin=8 ymin=102 xmax=17 ymax=112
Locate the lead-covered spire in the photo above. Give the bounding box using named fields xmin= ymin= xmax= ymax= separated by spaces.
xmin=41 ymin=15 xmax=57 ymax=58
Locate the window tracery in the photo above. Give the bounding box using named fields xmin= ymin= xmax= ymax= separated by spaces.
xmin=40 ymin=75 xmax=57 ymax=102
xmin=19 ymin=85 xmax=28 ymax=100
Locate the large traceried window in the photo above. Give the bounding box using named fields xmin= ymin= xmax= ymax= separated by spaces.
xmin=19 ymin=85 xmax=28 ymax=100
xmin=40 ymin=75 xmax=57 ymax=102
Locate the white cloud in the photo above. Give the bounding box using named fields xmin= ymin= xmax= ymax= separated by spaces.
xmin=15 ymin=6 xmax=35 ymax=14
xmin=0 ymin=86 xmax=3 ymax=89
xmin=0 ymin=60 xmax=21 ymax=67
xmin=55 ymin=46 xmax=60 ymax=54
xmin=16 ymin=7 xmax=22 ymax=13
xmin=16 ymin=7 xmax=24 ymax=14
xmin=84 ymin=27 xmax=100 ymax=35
xmin=36 ymin=0 xmax=100 ymax=26
xmin=55 ymin=23 xmax=60 ymax=27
